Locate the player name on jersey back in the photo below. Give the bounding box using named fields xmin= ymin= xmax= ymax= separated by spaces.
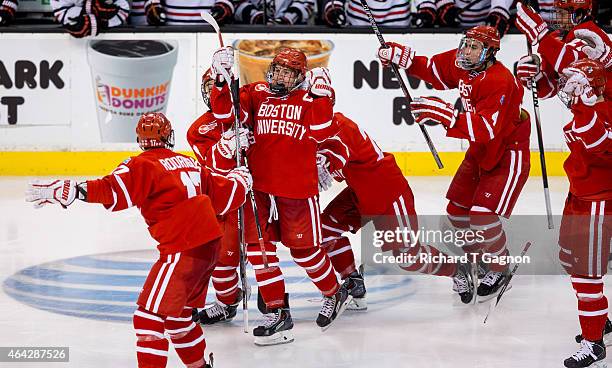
xmin=158 ymin=156 xmax=199 ymax=171
xmin=256 ymin=102 xmax=307 ymax=140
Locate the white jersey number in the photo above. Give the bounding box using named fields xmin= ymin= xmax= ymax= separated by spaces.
xmin=180 ymin=171 xmax=201 ymax=198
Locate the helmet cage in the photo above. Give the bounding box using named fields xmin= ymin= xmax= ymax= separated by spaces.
xmin=456 ymin=37 xmax=493 ymax=70
xmin=266 ymin=62 xmax=304 ymax=95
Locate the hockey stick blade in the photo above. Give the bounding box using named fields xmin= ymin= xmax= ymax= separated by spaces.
xmin=483 ymin=242 xmax=532 ymax=324
xmin=200 ymin=11 xmax=224 ymax=47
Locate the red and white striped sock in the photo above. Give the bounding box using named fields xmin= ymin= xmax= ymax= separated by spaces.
xmin=247 ymin=242 xmax=286 ymax=309
xmin=133 ymin=307 xmax=168 ymax=368
xmin=165 ymin=307 xmax=206 ymax=368
xmin=469 ymin=208 xmax=509 ymax=272
xmin=322 ymin=237 xmax=356 ymax=279
xmin=446 ymin=201 xmax=470 ymax=229
xmin=572 ymin=275 xmax=608 ymax=341
xmin=291 ymin=247 xmax=339 ymax=297
xmin=211 ymin=263 xmax=239 ymax=306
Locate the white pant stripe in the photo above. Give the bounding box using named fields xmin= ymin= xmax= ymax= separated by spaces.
xmin=501 ymin=151 xmax=522 ymax=216
xmin=145 ymin=254 xmax=172 ymax=311
xmin=308 ymin=198 xmax=318 ymax=247
xmin=496 ymin=151 xmax=516 ymax=215
xmin=589 ymin=202 xmax=596 ymax=276
xmin=153 ymin=253 xmax=181 ymax=314
xmin=596 ymin=201 xmax=605 ymax=276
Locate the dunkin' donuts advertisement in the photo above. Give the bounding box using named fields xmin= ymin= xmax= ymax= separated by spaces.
xmin=88 ymin=40 xmax=178 ymax=143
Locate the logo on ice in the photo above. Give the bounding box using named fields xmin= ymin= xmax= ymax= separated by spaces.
xmin=87 ymin=40 xmax=178 ymax=143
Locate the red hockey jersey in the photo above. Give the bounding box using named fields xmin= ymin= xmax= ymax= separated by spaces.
xmin=86 ymin=148 xmax=247 ymax=254
xmin=318 ymin=112 xmax=409 ymax=215
xmin=408 ymin=49 xmax=530 ymax=171
xmin=563 ymin=100 xmax=612 ymax=200
xmin=186 ymin=110 xmax=240 ymax=175
xmin=535 ymin=21 xmax=612 ymax=101
xmin=210 ymin=82 xmax=336 ymax=199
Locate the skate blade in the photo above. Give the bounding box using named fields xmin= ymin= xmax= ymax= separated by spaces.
xmin=321 ymin=295 xmax=353 ymax=332
xmin=346 ymin=297 xmax=367 ymax=311
xmin=254 ymin=330 xmax=295 ymax=346
xmin=477 ymin=284 xmax=512 ymax=304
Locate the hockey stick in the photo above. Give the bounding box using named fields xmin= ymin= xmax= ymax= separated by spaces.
xmin=230 ymin=78 xmax=251 ymax=334
xmin=358 ymin=0 xmax=444 ymax=170
xmin=201 ymin=12 xmax=251 ymax=333
xmin=483 ymin=241 xmax=532 ymax=324
xmin=201 ymin=12 xmax=269 ymax=270
xmin=201 ymin=11 xmax=224 ymax=47
xmin=521 ymin=1 xmax=554 ymax=229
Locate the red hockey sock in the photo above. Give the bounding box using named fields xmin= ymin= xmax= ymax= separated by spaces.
xmin=212 ymin=263 xmax=239 ymax=306
xmin=572 ymin=275 xmax=608 ymax=341
xmin=322 ymin=237 xmax=356 ymax=279
xmin=133 ymin=307 xmax=169 ymax=368
xmin=165 ymin=307 xmax=207 ymax=368
xmin=247 ymin=242 xmax=286 ymax=309
xmin=446 ymin=201 xmax=470 ymax=229
xmin=291 ymin=247 xmax=339 ymax=297
xmin=469 ymin=209 xmax=508 ymax=272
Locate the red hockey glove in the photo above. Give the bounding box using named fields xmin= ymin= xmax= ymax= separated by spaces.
xmin=377 ymin=42 xmax=415 ymax=69
xmin=410 ymin=96 xmax=457 ymax=128
xmin=515 ymin=3 xmax=549 ymax=46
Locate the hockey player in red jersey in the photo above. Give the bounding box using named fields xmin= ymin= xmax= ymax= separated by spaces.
xmin=317 ymin=112 xmax=477 ymax=306
xmin=377 ymin=25 xmax=531 ymax=300
xmin=209 ymin=46 xmax=351 ymax=345
xmin=25 ymin=112 xmax=252 ymax=368
xmin=515 ymin=0 xmax=612 ymax=101
xmin=187 ymin=69 xmax=252 ymax=325
xmin=554 ymin=58 xmax=612 ymax=368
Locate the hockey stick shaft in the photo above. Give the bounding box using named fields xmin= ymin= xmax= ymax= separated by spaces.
xmin=203 ymin=11 xmax=250 ymax=331
xmin=358 ymin=0 xmax=444 ymax=170
xmin=525 ymin=32 xmax=554 ymax=229
xmin=483 ymin=242 xmax=532 ymax=323
xmin=230 ymin=79 xmax=250 ymax=333
xmin=203 ymin=8 xmax=270 ymax=268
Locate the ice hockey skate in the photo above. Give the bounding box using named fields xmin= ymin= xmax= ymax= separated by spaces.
xmin=564 ymin=339 xmax=606 ymax=368
xmin=195 ymin=289 xmax=243 ymax=325
xmin=316 ymin=284 xmax=352 ymax=331
xmin=253 ymin=307 xmax=295 ymax=346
